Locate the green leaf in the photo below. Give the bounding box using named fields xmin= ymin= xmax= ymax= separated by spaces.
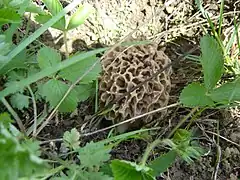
xmin=59 ymin=55 xmax=101 ymax=83
xmin=26 ymin=2 xmax=47 ymax=15
xmin=0 ymin=48 xmax=27 ymax=75
xmin=0 ymin=113 xmax=46 ymax=179
xmin=63 ymin=128 xmax=80 ymax=150
xmin=180 ymin=82 xmax=214 ymax=107
xmin=75 ymin=83 xmax=94 ymax=101
xmin=0 ymin=8 xmax=21 ymax=25
xmin=35 ymin=14 xmax=65 ymax=31
xmin=0 ymin=35 xmax=11 ymax=56
xmin=200 ymin=35 xmax=224 ymax=90
xmin=210 ymin=78 xmax=240 ymax=103
xmin=10 ymin=93 xmax=29 ymax=110
xmin=111 ymin=160 xmax=155 ymax=180
xmin=41 ymin=79 xmax=79 ymax=112
xmin=0 ymin=0 xmax=81 ymax=72
xmin=149 ymin=150 xmax=177 ymax=176
xmin=42 ymin=0 xmax=65 ymax=30
xmin=78 ymin=141 xmax=111 ymax=168
xmin=37 ymin=47 xmax=61 ymax=71
xmin=67 ymin=4 xmax=94 ymax=30
xmin=79 ymin=171 xmax=113 ymax=180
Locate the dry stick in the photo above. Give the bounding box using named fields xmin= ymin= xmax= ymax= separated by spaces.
xmin=205 ymin=130 xmax=240 ymax=147
xmin=83 ymin=102 xmax=180 ymax=137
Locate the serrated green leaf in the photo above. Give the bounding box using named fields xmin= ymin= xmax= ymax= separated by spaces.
xmin=59 ymin=55 xmax=101 ymax=83
xmin=0 ymin=113 xmax=46 ymax=179
xmin=26 ymin=2 xmax=47 ymax=15
xmin=37 ymin=47 xmax=61 ymax=74
xmin=79 ymin=171 xmax=113 ymax=180
xmin=0 ymin=48 xmax=27 ymax=75
xmin=78 ymin=141 xmax=111 ymax=168
xmin=0 ymin=35 xmax=10 ymax=56
xmin=10 ymin=93 xmax=29 ymax=110
xmin=7 ymin=69 xmax=26 ymax=81
xmin=42 ymin=0 xmax=65 ymax=30
xmin=41 ymin=79 xmax=78 ymax=112
xmin=200 ymin=35 xmax=224 ymax=90
xmin=35 ymin=14 xmax=65 ymax=31
xmin=172 ymin=129 xmax=191 ymax=144
xmin=149 ymin=150 xmax=177 ymax=176
xmin=75 ymin=83 xmax=94 ymax=101
xmin=63 ymin=128 xmax=80 ymax=150
xmin=210 ymin=78 xmax=240 ymax=103
xmin=180 ymin=82 xmax=214 ymax=107
xmin=0 ymin=8 xmax=21 ymax=25
xmin=67 ymin=4 xmax=94 ymax=30
xmin=111 ymin=160 xmax=155 ymax=180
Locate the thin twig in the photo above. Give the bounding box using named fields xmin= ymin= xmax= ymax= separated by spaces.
xmin=83 ymin=102 xmax=180 ymax=137
xmin=1 ymin=97 xmax=26 ymax=134
xmin=205 ymin=130 xmax=240 ymax=147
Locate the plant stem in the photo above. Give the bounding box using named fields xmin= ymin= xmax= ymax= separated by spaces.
xmin=27 ymin=86 xmax=38 ymax=137
xmin=140 ymin=139 xmax=162 ymax=166
xmin=167 ymin=107 xmax=198 ymax=138
xmin=63 ymin=31 xmax=69 ymax=58
xmin=1 ymin=97 xmax=26 ymax=134
xmin=186 ymin=107 xmax=206 ymax=130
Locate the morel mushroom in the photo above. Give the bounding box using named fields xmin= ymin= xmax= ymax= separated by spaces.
xmin=99 ymin=44 xmax=172 ymax=132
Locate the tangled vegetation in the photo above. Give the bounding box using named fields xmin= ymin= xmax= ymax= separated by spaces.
xmin=0 ymin=0 xmax=239 ymax=179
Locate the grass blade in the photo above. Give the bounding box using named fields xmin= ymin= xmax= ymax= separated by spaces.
xmin=0 ymin=0 xmax=81 ymax=72
xmin=0 ymin=47 xmax=108 ymax=99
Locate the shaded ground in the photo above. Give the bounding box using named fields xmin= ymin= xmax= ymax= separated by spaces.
xmin=28 ymin=0 xmax=240 ymax=179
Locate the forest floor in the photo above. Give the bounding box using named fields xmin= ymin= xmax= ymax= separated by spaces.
xmin=30 ymin=0 xmax=240 ymax=179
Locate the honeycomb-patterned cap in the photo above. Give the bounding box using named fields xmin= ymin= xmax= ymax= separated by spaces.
xmin=99 ymin=44 xmax=172 ymax=132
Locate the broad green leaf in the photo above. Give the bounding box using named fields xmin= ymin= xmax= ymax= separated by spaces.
xmin=0 ymin=8 xmax=21 ymax=25
xmin=26 ymin=2 xmax=47 ymax=15
xmin=67 ymin=4 xmax=94 ymax=30
xmin=10 ymin=93 xmax=29 ymax=110
xmin=41 ymin=79 xmax=79 ymax=112
xmin=0 ymin=113 xmax=46 ymax=179
xmin=172 ymin=129 xmax=191 ymax=144
xmin=79 ymin=171 xmax=113 ymax=180
xmin=0 ymin=47 xmax=108 ymax=99
xmin=35 ymin=14 xmax=65 ymax=31
xmin=37 ymin=47 xmax=61 ymax=70
xmin=42 ymin=0 xmax=65 ymax=30
xmin=149 ymin=150 xmax=177 ymax=176
xmin=78 ymin=141 xmax=111 ymax=168
xmin=210 ymin=78 xmax=240 ymax=103
xmin=0 ymin=35 xmax=10 ymax=56
xmin=180 ymin=82 xmax=214 ymax=107
xmin=75 ymin=83 xmax=95 ymax=101
xmin=111 ymin=160 xmax=155 ymax=180
xmin=200 ymin=35 xmax=224 ymax=90
xmin=7 ymin=0 xmax=26 ymax=8
xmin=59 ymin=55 xmax=101 ymax=83
xmin=63 ymin=128 xmax=80 ymax=150
xmin=0 ymin=49 xmax=27 ymax=75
